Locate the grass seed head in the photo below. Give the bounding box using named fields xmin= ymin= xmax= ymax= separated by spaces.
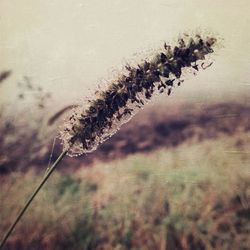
xmin=60 ymin=33 xmax=219 ymax=156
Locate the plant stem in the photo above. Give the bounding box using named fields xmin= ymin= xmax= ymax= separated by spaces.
xmin=0 ymin=150 xmax=68 ymax=249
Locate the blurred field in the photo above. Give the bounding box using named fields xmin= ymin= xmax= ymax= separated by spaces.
xmin=1 ymin=100 xmax=250 ymax=174
xmin=0 ymin=125 xmax=250 ymax=249
xmin=0 ymin=74 xmax=250 ymax=250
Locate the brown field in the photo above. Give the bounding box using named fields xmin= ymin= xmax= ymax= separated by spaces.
xmin=1 ymin=101 xmax=250 ymax=173
xmin=0 ymin=97 xmax=249 ymax=249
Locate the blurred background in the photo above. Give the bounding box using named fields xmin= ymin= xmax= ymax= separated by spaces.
xmin=0 ymin=0 xmax=250 ymax=249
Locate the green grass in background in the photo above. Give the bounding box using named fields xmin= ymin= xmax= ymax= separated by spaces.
xmin=1 ymin=133 xmax=249 ymax=250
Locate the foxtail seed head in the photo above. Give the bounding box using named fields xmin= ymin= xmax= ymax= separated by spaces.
xmin=60 ymin=33 xmax=218 ymax=156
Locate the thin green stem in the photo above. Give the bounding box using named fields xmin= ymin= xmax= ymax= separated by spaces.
xmin=0 ymin=150 xmax=68 ymax=250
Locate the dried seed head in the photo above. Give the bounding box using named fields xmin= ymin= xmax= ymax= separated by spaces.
xmin=60 ymin=33 xmax=219 ymax=156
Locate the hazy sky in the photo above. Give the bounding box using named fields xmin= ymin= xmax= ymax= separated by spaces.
xmin=1 ymin=0 xmax=250 ymax=108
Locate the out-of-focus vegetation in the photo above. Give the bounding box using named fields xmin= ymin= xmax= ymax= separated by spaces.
xmin=0 ymin=74 xmax=249 ymax=249
xmin=0 ymin=71 xmax=11 ymax=84
xmin=1 ymin=97 xmax=250 ymax=174
xmin=1 ymin=133 xmax=249 ymax=250
xmin=0 ymin=76 xmax=53 ymax=173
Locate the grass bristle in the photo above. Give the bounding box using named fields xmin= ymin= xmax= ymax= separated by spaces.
xmin=60 ymin=33 xmax=218 ymax=156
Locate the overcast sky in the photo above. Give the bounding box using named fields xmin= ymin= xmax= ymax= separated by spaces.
xmin=1 ymin=0 xmax=250 ymax=109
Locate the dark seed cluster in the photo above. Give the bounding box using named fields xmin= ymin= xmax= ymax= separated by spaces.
xmin=61 ymin=34 xmax=218 ymax=156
